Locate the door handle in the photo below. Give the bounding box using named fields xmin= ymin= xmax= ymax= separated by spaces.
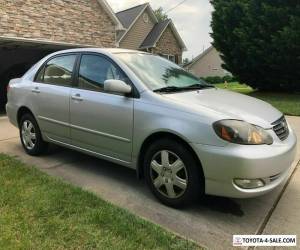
xmin=71 ymin=93 xmax=83 ymax=101
xmin=32 ymin=87 xmax=40 ymax=93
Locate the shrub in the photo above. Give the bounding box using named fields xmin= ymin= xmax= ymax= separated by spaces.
xmin=223 ymin=75 xmax=236 ymax=83
xmin=201 ymin=75 xmax=236 ymax=84
xmin=210 ymin=0 xmax=300 ymax=91
xmin=202 ymin=76 xmax=223 ymax=84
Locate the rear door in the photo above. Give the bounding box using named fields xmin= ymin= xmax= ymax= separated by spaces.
xmin=34 ymin=54 xmax=77 ymax=144
xmin=70 ymin=53 xmax=134 ymax=163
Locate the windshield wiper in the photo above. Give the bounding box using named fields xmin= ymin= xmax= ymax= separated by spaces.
xmin=153 ymin=83 xmax=215 ymax=93
xmin=182 ymin=83 xmax=215 ymax=90
xmin=153 ymin=86 xmax=182 ymax=93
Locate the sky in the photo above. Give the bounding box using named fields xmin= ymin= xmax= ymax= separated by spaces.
xmin=106 ymin=0 xmax=214 ymax=60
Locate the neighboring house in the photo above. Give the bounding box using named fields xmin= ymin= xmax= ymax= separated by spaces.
xmin=0 ymin=0 xmax=124 ymax=107
xmin=184 ymin=46 xmax=231 ymax=78
xmin=116 ymin=3 xmax=186 ymax=64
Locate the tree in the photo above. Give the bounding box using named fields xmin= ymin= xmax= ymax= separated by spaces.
xmin=183 ymin=58 xmax=190 ymax=64
xmin=210 ymin=0 xmax=300 ymax=91
xmin=154 ymin=7 xmax=168 ymax=22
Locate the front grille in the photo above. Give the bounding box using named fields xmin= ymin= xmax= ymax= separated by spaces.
xmin=272 ymin=116 xmax=289 ymax=141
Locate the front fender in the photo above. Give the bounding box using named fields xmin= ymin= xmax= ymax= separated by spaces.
xmin=132 ymin=100 xmax=227 ymax=168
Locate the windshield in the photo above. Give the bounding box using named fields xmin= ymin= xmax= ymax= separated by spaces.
xmin=115 ymin=53 xmax=207 ymax=91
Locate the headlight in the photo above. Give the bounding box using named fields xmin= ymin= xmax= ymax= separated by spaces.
xmin=213 ymin=120 xmax=273 ymax=145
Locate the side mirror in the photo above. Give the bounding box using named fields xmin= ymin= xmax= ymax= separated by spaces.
xmin=104 ymin=79 xmax=132 ymax=95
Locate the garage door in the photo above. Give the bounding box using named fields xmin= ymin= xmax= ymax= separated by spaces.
xmin=0 ymin=37 xmax=85 ymax=110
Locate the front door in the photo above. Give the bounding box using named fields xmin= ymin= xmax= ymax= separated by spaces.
xmin=34 ymin=54 xmax=77 ymax=144
xmin=70 ymin=54 xmax=134 ymax=163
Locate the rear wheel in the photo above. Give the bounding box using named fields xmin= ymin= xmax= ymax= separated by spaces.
xmin=19 ymin=113 xmax=48 ymax=155
xmin=144 ymin=138 xmax=204 ymax=208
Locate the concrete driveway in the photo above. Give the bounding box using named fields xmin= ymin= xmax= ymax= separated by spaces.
xmin=0 ymin=115 xmax=299 ymax=249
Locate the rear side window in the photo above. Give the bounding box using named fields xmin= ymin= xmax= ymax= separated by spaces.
xmin=78 ymin=54 xmax=129 ymax=92
xmin=36 ymin=55 xmax=76 ymax=86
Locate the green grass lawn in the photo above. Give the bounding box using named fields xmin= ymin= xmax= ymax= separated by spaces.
xmin=0 ymin=154 xmax=200 ymax=250
xmin=215 ymin=82 xmax=300 ymax=116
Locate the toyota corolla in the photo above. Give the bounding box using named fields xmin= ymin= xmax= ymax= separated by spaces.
xmin=6 ymin=48 xmax=297 ymax=207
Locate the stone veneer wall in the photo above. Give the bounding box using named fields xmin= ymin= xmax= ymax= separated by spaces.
xmin=153 ymin=26 xmax=183 ymax=64
xmin=0 ymin=0 xmax=116 ymax=47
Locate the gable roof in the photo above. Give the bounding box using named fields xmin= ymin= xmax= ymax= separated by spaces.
xmin=115 ymin=3 xmax=186 ymax=51
xmin=140 ymin=19 xmax=170 ymax=49
xmin=97 ymin=0 xmax=124 ymax=30
xmin=184 ymin=46 xmax=214 ymax=68
xmin=116 ymin=3 xmax=158 ymax=43
xmin=116 ymin=3 xmax=148 ymax=29
xmin=140 ymin=19 xmax=187 ymax=50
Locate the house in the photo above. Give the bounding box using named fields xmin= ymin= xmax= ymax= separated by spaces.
xmin=116 ymin=3 xmax=186 ymax=64
xmin=184 ymin=46 xmax=230 ymax=78
xmin=0 ymin=0 xmax=124 ymax=108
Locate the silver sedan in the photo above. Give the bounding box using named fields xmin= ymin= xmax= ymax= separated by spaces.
xmin=6 ymin=48 xmax=297 ymax=207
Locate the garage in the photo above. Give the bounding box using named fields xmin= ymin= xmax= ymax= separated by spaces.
xmin=0 ymin=38 xmax=82 ymax=110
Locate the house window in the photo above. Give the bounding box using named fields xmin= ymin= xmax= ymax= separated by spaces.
xmin=160 ymin=54 xmax=176 ymax=63
xmin=169 ymin=55 xmax=175 ymax=63
xmin=143 ymin=13 xmax=149 ymax=23
xmin=160 ymin=54 xmax=169 ymax=60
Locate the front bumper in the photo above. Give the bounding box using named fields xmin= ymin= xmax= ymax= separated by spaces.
xmin=191 ymin=126 xmax=297 ymax=198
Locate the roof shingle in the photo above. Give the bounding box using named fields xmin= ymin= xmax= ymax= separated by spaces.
xmin=140 ymin=19 xmax=171 ymax=49
xmin=115 ymin=3 xmax=148 ymax=29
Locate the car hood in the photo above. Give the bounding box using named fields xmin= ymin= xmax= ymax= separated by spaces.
xmin=164 ymin=88 xmax=282 ymax=128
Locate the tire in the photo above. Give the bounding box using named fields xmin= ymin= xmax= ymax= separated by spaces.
xmin=19 ymin=113 xmax=48 ymax=156
xmin=144 ymin=138 xmax=204 ymax=208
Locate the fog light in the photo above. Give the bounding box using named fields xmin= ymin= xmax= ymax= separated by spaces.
xmin=234 ymin=178 xmax=265 ymax=189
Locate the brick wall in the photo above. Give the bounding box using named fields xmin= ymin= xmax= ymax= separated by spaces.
xmin=153 ymin=26 xmax=183 ymax=64
xmin=0 ymin=0 xmax=116 ymax=47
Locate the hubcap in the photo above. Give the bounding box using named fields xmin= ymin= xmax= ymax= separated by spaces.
xmin=150 ymin=150 xmax=188 ymax=199
xmin=21 ymin=120 xmax=36 ymax=150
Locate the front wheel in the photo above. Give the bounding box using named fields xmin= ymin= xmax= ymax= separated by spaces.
xmin=144 ymin=139 xmax=204 ymax=208
xmin=19 ymin=113 xmax=48 ymax=155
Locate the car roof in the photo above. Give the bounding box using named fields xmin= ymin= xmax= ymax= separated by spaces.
xmin=51 ymin=47 xmax=149 ymax=55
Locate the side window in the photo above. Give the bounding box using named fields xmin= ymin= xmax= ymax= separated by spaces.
xmin=78 ymin=54 xmax=129 ymax=92
xmin=38 ymin=55 xmax=76 ymax=86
